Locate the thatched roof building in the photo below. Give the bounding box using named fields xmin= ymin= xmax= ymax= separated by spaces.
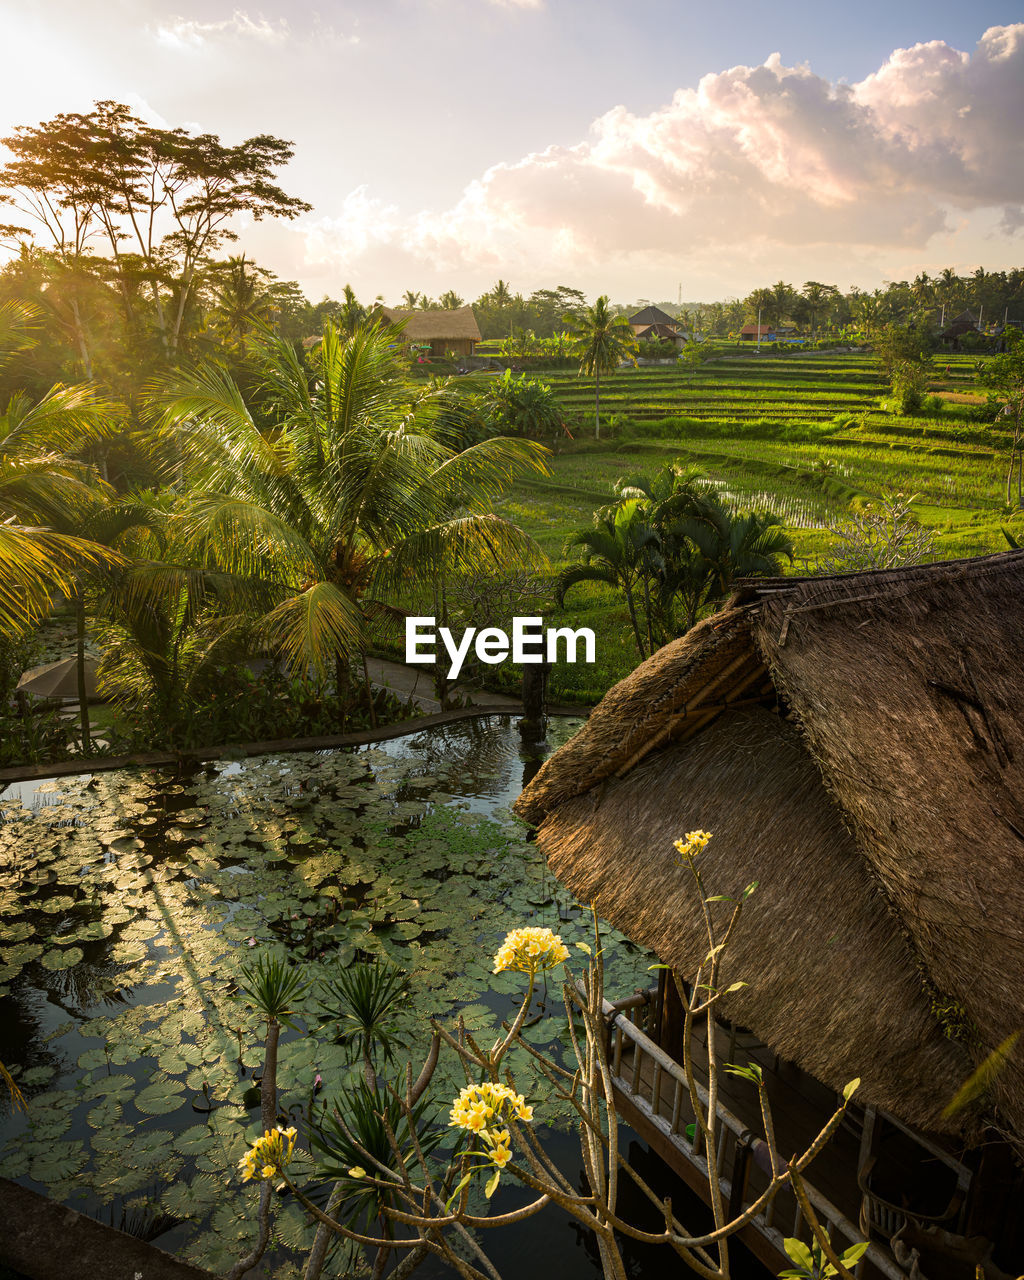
xmin=516 ymin=551 xmax=1024 ymax=1144
xmin=378 ymin=305 xmax=481 ymax=357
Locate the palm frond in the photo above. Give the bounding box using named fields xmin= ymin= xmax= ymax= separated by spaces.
xmin=0 ymin=521 xmax=121 ymax=637
xmin=257 ymin=581 xmax=364 ymax=679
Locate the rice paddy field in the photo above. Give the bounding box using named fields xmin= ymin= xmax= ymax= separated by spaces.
xmin=474 ymin=350 xmax=1017 ymax=703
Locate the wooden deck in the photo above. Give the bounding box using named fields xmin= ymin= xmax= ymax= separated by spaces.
xmin=603 ymin=998 xmax=909 ymax=1278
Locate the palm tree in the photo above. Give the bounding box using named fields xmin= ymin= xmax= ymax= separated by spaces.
xmin=556 ymin=500 xmax=661 ymax=658
xmin=771 ymin=281 xmax=797 ymax=328
xmin=572 ymin=296 xmax=638 ymax=439
xmin=560 ymin=466 xmax=794 ymax=651
xmin=209 ymin=255 xmax=273 ymax=345
xmin=491 ymin=279 xmax=512 ymax=309
xmin=338 ymin=284 xmax=366 ymax=334
xmin=802 ymin=282 xmax=828 ymax=337
xmin=144 ymin=320 xmax=548 ymax=710
xmin=746 ymin=287 xmax=774 ymax=332
xmin=0 ymin=301 xmax=123 ymax=637
xmin=670 ymin=504 xmax=793 ymax=628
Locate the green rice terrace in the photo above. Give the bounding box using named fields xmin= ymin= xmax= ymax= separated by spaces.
xmin=468 ymin=350 xmax=1015 ymax=704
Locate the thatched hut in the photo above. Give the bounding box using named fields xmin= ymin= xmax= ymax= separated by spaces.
xmin=515 ymin=550 xmax=1024 ymax=1267
xmin=378 ymin=305 xmax=481 ymax=358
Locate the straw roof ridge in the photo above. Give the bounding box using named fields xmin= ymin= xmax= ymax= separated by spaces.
xmin=379 ymin=305 xmax=482 ymax=341
xmin=514 ymin=605 xmax=757 ymax=825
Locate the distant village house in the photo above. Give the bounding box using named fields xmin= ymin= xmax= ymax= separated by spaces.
xmin=628 ymin=305 xmax=689 ymax=350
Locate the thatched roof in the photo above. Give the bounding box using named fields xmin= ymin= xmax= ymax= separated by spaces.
xmin=379 ymin=305 xmax=481 ymax=341
xmin=516 ymin=550 xmax=1024 ymax=1140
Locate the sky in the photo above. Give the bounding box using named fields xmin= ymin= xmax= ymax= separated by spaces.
xmin=1 ymin=0 xmax=1023 ymax=304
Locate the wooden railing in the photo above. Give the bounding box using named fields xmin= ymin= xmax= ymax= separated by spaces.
xmin=603 ymin=999 xmax=907 ymax=1280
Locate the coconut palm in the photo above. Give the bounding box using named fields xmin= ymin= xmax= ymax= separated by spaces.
xmin=209 ymin=255 xmax=274 ymax=346
xmin=572 ymin=296 xmax=638 ymax=439
xmin=144 ymin=320 xmax=548 ymax=707
xmin=0 ymin=301 xmax=124 ymax=637
xmin=802 ymin=282 xmax=829 ymax=337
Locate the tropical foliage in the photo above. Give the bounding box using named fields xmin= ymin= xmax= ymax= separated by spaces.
xmin=145 ymin=320 xmax=548 ymax=691
xmin=557 ymin=465 xmax=794 ymax=657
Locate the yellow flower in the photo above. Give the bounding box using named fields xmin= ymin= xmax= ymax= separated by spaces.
xmin=448 ymin=1083 xmax=535 ymax=1139
xmin=492 ymin=926 xmax=570 ymax=975
xmin=674 ymin=829 xmax=713 ymax=862
xmin=490 ymin=1141 xmax=512 ymax=1168
xmin=238 ymin=1126 xmax=298 ymax=1183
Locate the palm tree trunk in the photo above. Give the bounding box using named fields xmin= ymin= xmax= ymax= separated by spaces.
xmin=361 ymin=651 xmax=378 ymax=729
xmin=69 ymin=297 xmax=93 ymax=381
xmin=622 ymin=579 xmax=645 ymax=659
xmin=335 ymin=653 xmax=349 ymax=730
xmin=75 ymin=589 xmax=91 ymax=755
xmin=594 ymin=367 xmax=601 ymax=439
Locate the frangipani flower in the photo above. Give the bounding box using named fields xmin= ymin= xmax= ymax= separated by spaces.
xmin=238 ymin=1126 xmax=297 ymax=1182
xmin=448 ymin=1082 xmax=534 ymax=1165
xmin=674 ymin=830 xmax=713 ymax=862
xmin=492 ymin=926 xmax=569 ymax=975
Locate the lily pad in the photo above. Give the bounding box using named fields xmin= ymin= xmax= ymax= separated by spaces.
xmin=135 ymin=1079 xmax=186 ymax=1116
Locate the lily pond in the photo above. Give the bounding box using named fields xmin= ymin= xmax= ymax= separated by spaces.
xmin=0 ymin=715 xmax=660 ymax=1278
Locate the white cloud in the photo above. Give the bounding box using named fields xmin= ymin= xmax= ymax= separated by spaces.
xmin=300 ymin=24 xmax=1024 ymax=292
xmin=156 ymin=11 xmax=290 ymax=50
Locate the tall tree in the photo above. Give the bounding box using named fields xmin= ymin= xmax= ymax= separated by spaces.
xmin=572 ymin=296 xmax=638 ymax=439
xmin=801 ymin=282 xmax=829 ymax=337
xmin=979 ymin=330 xmax=1024 ymax=506
xmin=0 ymin=101 xmax=311 ymax=358
xmin=208 ymin=255 xmax=275 ymax=346
xmin=0 ymin=300 xmax=122 ymax=637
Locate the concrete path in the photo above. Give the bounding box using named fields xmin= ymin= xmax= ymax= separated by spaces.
xmin=365 ymin=655 xmax=522 ymax=714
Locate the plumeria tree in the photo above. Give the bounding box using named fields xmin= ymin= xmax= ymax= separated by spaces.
xmin=232 ymin=833 xmax=862 ymax=1280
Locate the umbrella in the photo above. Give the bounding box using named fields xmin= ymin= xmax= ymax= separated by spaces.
xmin=16 ymin=656 xmax=100 ymax=701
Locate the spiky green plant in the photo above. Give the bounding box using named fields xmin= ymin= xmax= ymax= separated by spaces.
xmin=318 ymin=961 xmax=410 ymax=1087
